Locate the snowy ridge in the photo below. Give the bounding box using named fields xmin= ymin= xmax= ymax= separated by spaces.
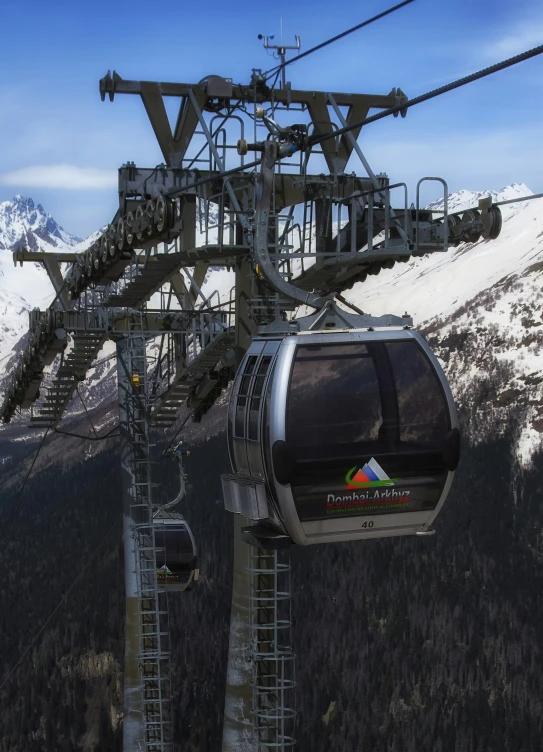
xmin=426 ymin=182 xmax=532 ymax=215
xmin=347 ymin=184 xmax=543 ymax=463
xmin=352 ymin=183 xmax=538 ymax=324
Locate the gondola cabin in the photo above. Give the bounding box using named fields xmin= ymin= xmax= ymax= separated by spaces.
xmin=223 ymin=328 xmax=460 ymax=547
xmin=153 ymin=510 xmax=199 ymax=591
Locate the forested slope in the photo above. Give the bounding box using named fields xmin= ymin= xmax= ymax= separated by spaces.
xmin=0 ymin=415 xmax=542 ymax=751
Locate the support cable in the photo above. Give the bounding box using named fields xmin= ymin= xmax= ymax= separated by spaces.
xmin=308 ymin=44 xmax=543 ymax=147
xmin=430 ymin=191 xmax=543 ymax=214
xmin=164 ymin=158 xmax=261 ymax=200
xmin=0 ymin=515 xmax=122 ymax=693
xmin=76 ymin=45 xmax=541 ymax=264
xmin=161 ymin=46 xmax=543 ymax=203
xmin=49 ymin=278 xmax=68 ymax=310
xmin=76 ymin=384 xmax=98 ymax=439
xmin=335 ymin=293 xmax=365 ymax=315
xmin=54 ymin=426 xmax=120 ymax=441
xmin=264 ymin=0 xmax=415 ymax=80
xmin=163 ymin=407 xmax=199 ymax=454
xmin=494 ymin=192 xmax=543 ymax=207
xmin=1 ymin=428 xmax=50 ymax=528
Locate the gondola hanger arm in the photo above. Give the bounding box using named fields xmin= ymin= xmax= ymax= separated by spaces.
xmin=252 ymin=140 xmax=327 ymax=310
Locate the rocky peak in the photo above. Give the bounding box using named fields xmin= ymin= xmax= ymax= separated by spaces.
xmin=0 ymin=194 xmax=81 ymax=251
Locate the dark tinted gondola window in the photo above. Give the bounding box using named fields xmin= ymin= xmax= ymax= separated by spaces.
xmin=285 ymin=340 xmax=451 ymax=521
xmin=385 ymin=342 xmax=449 ymax=445
xmin=248 ymin=357 xmax=272 ymax=441
xmin=234 ymin=355 xmax=257 ymax=438
xmin=155 ymin=529 xmax=194 ymax=564
xmin=288 ymin=343 xmax=383 ymax=452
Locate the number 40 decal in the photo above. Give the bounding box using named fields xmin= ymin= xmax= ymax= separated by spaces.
xmin=361 ymin=521 xmax=374 ymax=528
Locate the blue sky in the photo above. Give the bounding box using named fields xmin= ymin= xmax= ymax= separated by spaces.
xmin=0 ymin=0 xmax=542 ymax=238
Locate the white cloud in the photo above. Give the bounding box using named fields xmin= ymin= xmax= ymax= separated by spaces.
xmin=481 ymin=18 xmax=543 ymax=60
xmin=0 ymin=164 xmax=117 ymax=190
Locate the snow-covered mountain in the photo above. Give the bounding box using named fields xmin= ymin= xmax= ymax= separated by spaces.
xmin=0 ymin=195 xmax=81 ymax=251
xmin=0 ymin=196 xmax=86 ymax=378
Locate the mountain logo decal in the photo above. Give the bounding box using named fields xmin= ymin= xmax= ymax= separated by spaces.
xmin=345 ymin=458 xmax=399 ymax=489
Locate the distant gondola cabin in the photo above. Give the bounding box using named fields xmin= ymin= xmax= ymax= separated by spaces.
xmin=153 ymin=510 xmax=199 ymax=591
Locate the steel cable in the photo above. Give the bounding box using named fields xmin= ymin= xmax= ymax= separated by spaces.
xmin=76 ymin=384 xmax=98 ymax=439
xmin=429 ymin=192 xmax=543 ymax=215
xmin=53 ymin=425 xmax=120 ymax=441
xmin=1 ymin=427 xmax=50 ymax=528
xmin=264 ymin=0 xmax=416 ymax=81
xmin=309 ymin=43 xmax=543 ymax=147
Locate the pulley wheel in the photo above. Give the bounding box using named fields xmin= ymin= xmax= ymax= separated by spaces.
xmin=357 ymin=271 xmax=368 ymax=284
xmin=116 ymin=219 xmax=125 ymax=250
xmin=462 ymin=210 xmax=481 ymax=243
xmin=145 ymin=200 xmax=155 ymax=236
xmin=100 ymin=236 xmax=108 ymax=262
xmin=447 ymin=214 xmax=461 ymax=245
xmin=155 ymin=195 xmax=172 ymax=233
xmin=487 ymin=206 xmax=502 ymax=240
xmin=125 ymin=212 xmax=134 ymax=246
xmin=135 ymin=205 xmax=145 ymax=241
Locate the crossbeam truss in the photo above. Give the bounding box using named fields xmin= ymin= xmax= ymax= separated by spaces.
xmin=0 ymin=66 xmax=504 ymax=752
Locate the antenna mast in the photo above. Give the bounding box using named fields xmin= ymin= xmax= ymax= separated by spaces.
xmin=258 ymin=29 xmax=301 ymax=88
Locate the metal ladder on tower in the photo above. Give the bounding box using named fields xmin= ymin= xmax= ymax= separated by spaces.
xmin=249 ymin=548 xmax=296 ymax=750
xmin=125 ymin=325 xmax=173 ymax=751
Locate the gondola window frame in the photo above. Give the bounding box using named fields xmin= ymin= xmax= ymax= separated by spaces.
xmin=265 ymin=329 xmax=459 ymax=545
